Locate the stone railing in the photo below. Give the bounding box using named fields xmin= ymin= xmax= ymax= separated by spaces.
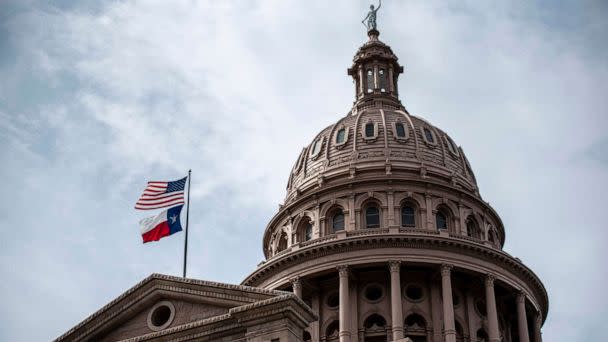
xmin=449 ymin=232 xmax=486 ymax=245
xmin=346 ymin=228 xmax=390 ymax=237
xmin=398 ymin=228 xmax=441 ymax=236
xmin=299 ymin=234 xmax=338 ymax=248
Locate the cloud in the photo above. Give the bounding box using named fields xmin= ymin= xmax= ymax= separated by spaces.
xmin=0 ymin=0 xmax=606 ymax=340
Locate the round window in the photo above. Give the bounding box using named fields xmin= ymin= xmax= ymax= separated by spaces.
xmin=326 ymin=292 xmax=339 ymax=308
xmin=364 ymin=284 xmax=384 ymax=302
xmin=147 ymin=301 xmax=175 ymax=331
xmin=404 ymin=284 xmax=424 ymax=301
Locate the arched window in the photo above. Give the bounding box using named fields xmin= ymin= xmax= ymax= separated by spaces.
xmin=297 ymin=218 xmax=313 ymax=242
xmin=488 ymin=228 xmax=497 ymax=246
xmin=466 ymin=217 xmax=481 ymax=239
xmin=366 ymin=69 xmax=374 ymax=93
xmin=305 ymin=222 xmax=312 ymax=241
xmin=476 ymin=329 xmax=489 ymax=342
xmin=303 ymin=331 xmax=312 ymax=342
xmin=336 ymin=128 xmax=346 ymax=144
xmin=379 ymin=68 xmax=387 ymax=92
xmin=332 ymin=210 xmax=345 ymax=233
xmin=395 ymin=122 xmax=406 ymax=138
xmin=401 ymin=205 xmax=416 ymax=227
xmin=363 ymin=314 xmax=387 ymax=338
xmin=326 ymin=320 xmax=340 ymax=341
xmin=436 ymin=211 xmax=448 ymax=230
xmin=365 ymin=122 xmax=375 ymax=138
xmin=277 ymin=231 xmax=288 ymax=253
xmin=404 ymin=314 xmax=427 ymax=342
xmin=365 ymin=206 xmax=380 ymax=228
xmin=423 ymin=127 xmax=435 ymax=143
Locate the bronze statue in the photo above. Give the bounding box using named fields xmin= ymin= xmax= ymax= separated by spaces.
xmin=362 ymin=0 xmax=382 ymax=31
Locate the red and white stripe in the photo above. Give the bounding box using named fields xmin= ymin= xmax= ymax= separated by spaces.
xmin=135 ymin=181 xmax=184 ymax=210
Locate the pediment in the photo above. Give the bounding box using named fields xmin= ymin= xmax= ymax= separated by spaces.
xmin=56 ymin=274 xmax=282 ymax=342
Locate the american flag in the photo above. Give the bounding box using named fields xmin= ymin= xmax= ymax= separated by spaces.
xmin=135 ymin=176 xmax=187 ymax=210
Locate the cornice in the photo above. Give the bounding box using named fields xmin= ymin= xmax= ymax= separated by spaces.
xmin=244 ymin=234 xmax=548 ymax=323
xmin=55 ymin=274 xmax=290 ymax=342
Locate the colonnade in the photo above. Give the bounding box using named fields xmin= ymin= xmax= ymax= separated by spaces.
xmin=291 ymin=263 xmax=542 ymax=342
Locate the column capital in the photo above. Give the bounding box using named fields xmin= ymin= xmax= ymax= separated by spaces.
xmin=337 ymin=265 xmax=349 ymax=277
xmin=516 ymin=290 xmax=526 ymax=304
xmin=291 ymin=276 xmax=302 ymax=288
xmin=388 ymin=260 xmax=401 ymax=273
xmin=440 ymin=263 xmax=453 ymax=276
xmin=485 ymin=273 xmax=496 ymax=287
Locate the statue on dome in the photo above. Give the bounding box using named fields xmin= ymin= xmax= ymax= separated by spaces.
xmin=362 ymin=0 xmax=382 ymax=31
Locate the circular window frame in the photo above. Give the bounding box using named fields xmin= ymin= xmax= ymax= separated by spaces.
xmin=325 ymin=291 xmax=340 ymax=310
xmin=147 ymin=300 xmax=176 ymax=332
xmin=362 ymin=283 xmax=385 ymax=303
xmin=403 ymin=283 xmax=426 ymax=303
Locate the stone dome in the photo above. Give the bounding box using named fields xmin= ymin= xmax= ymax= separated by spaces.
xmin=285 ymin=29 xmax=478 ymax=206
xmin=285 ymin=110 xmax=478 ymax=204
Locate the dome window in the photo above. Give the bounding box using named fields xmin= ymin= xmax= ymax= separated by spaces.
xmin=444 ymin=135 xmax=459 ymax=156
xmin=293 ymin=148 xmax=306 ymax=174
xmin=365 ymin=123 xmax=374 ymax=137
xmin=366 ymin=69 xmax=374 ymax=93
xmin=421 ymin=126 xmax=437 ymax=146
xmin=334 ymin=127 xmax=349 ymax=147
xmin=436 ymin=211 xmax=448 ymax=230
xmin=401 ymin=205 xmax=416 ymax=227
xmin=309 ymin=137 xmax=324 ymax=159
xmin=393 ymin=121 xmax=409 ymax=141
xmin=331 ymin=210 xmax=345 ymax=233
xmin=336 ymin=128 xmax=346 ymax=143
xmin=362 ymin=121 xmax=378 ymax=141
xmin=379 ymin=68 xmax=387 ymax=92
xmin=365 ymin=206 xmax=380 ymax=228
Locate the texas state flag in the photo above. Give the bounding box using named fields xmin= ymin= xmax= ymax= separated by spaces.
xmin=139 ymin=205 xmax=183 ymax=243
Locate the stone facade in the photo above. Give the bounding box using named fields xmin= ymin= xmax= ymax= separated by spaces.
xmin=56 ymin=28 xmax=547 ymax=342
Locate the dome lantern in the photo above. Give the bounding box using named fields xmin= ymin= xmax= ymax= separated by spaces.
xmin=347 ymin=29 xmax=404 ymax=111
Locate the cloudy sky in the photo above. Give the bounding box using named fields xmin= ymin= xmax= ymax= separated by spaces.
xmin=1 ymin=0 xmax=607 ymax=340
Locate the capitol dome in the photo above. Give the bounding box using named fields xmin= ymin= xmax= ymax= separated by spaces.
xmin=243 ymin=29 xmax=547 ymax=342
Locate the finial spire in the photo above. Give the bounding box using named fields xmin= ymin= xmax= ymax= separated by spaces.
xmin=362 ymin=0 xmax=382 ymax=32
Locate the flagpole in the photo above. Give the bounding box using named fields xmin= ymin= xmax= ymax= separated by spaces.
xmin=183 ymin=169 xmax=191 ymax=278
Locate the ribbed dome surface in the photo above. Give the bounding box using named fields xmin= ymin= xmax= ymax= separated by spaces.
xmin=285 ymin=110 xmax=478 ymax=203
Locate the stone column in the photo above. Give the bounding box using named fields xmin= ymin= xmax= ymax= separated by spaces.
xmin=485 ymin=274 xmax=500 ymax=342
xmin=373 ymin=64 xmax=379 ymax=90
xmin=440 ymin=264 xmax=456 ymax=342
xmin=533 ymin=311 xmax=543 ymax=342
xmin=389 ymin=261 xmax=404 ymax=341
xmin=311 ymin=291 xmax=320 ymax=342
xmin=292 ymin=277 xmax=302 ymax=299
xmin=358 ymin=65 xmax=364 ymax=96
xmin=516 ymin=291 xmax=530 ymax=342
xmin=338 ymin=265 xmax=351 ymax=342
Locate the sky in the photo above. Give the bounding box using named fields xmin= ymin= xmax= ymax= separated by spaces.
xmin=0 ymin=0 xmax=607 ymax=340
